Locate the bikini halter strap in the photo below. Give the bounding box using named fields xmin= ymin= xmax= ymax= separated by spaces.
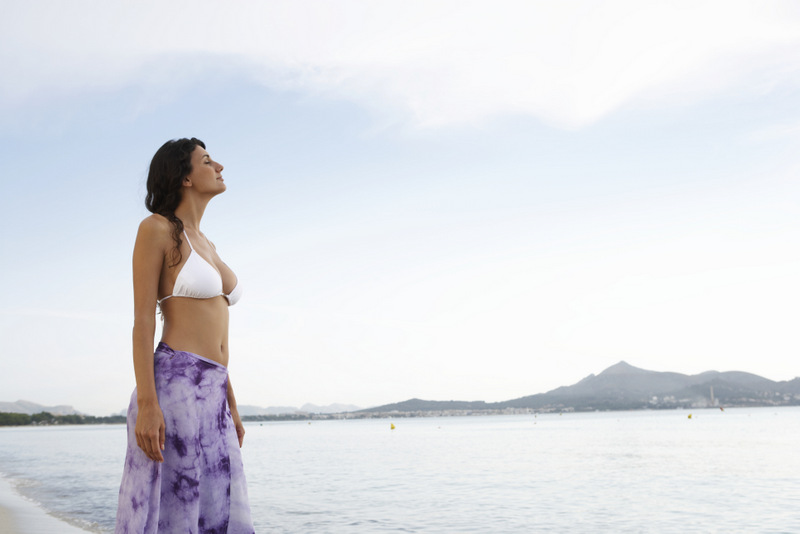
xmin=183 ymin=230 xmax=194 ymax=251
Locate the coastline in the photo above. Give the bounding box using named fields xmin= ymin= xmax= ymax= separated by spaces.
xmin=0 ymin=474 xmax=94 ymax=534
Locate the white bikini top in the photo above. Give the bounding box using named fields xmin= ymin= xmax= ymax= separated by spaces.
xmin=157 ymin=231 xmax=242 ymax=308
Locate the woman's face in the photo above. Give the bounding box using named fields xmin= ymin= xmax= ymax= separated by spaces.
xmin=185 ymin=145 xmax=225 ymax=195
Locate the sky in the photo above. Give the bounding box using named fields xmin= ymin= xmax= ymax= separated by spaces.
xmin=2 ymin=1 xmax=800 ymax=416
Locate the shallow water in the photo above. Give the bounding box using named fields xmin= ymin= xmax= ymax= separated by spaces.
xmin=0 ymin=407 xmax=798 ymax=533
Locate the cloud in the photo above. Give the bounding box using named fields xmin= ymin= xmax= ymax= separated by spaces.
xmin=747 ymin=120 xmax=800 ymax=144
xmin=4 ymin=1 xmax=800 ymax=128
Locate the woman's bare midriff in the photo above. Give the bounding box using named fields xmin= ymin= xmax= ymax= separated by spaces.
xmin=159 ymin=296 xmax=230 ymax=367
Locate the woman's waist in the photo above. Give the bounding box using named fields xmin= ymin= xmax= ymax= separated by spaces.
xmin=159 ymin=330 xmax=228 ymax=367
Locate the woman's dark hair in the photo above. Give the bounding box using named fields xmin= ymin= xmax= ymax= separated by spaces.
xmin=145 ymin=137 xmax=205 ymax=266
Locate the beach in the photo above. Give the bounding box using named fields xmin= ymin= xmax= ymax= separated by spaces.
xmin=0 ymin=475 xmax=91 ymax=534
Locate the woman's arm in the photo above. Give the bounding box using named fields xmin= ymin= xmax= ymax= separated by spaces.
xmin=228 ymin=378 xmax=245 ymax=447
xmin=131 ymin=216 xmax=171 ymax=462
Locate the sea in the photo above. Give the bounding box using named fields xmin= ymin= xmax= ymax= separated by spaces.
xmin=0 ymin=407 xmax=798 ymax=533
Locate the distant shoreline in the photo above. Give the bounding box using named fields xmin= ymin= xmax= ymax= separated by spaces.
xmin=240 ymin=401 xmax=797 ymax=422
xmin=0 ymin=412 xmax=125 ymax=427
xmin=4 ymin=397 xmax=800 ymax=427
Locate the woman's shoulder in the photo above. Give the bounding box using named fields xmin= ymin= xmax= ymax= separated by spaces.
xmin=136 ymin=214 xmax=173 ymax=242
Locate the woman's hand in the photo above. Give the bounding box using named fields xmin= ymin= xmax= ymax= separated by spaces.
xmin=135 ymin=402 xmax=166 ymax=462
xmin=231 ymin=408 xmax=245 ymax=447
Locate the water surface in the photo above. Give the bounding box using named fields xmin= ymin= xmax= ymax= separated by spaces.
xmin=0 ymin=407 xmax=797 ymax=532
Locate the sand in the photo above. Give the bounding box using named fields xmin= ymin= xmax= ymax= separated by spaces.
xmin=0 ymin=475 xmax=93 ymax=534
xmin=0 ymin=504 xmax=19 ymax=534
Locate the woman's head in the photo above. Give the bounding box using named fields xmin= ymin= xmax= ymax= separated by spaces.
xmin=145 ymin=137 xmax=206 ymax=216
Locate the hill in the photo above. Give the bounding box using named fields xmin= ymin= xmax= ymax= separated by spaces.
xmin=360 ymin=361 xmax=800 ymax=414
xmin=0 ymin=400 xmax=82 ymax=416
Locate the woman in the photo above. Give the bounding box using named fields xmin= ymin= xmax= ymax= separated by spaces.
xmin=116 ymin=138 xmax=254 ymax=534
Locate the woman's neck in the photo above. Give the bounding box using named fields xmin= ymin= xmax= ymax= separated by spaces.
xmin=174 ymin=197 xmax=209 ymax=232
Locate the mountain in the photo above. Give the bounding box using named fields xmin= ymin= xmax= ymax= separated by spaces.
xmin=779 ymin=377 xmax=800 ymax=395
xmin=362 ymin=362 xmax=800 ymax=414
xmin=496 ymin=361 xmax=796 ymax=411
xmin=0 ymin=400 xmax=82 ymax=416
xmin=358 ymin=398 xmax=490 ymax=413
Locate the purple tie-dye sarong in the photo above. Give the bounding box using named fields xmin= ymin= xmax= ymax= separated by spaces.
xmin=115 ymin=342 xmax=254 ymax=534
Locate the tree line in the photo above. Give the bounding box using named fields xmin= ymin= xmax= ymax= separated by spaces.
xmin=0 ymin=411 xmax=126 ymax=426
